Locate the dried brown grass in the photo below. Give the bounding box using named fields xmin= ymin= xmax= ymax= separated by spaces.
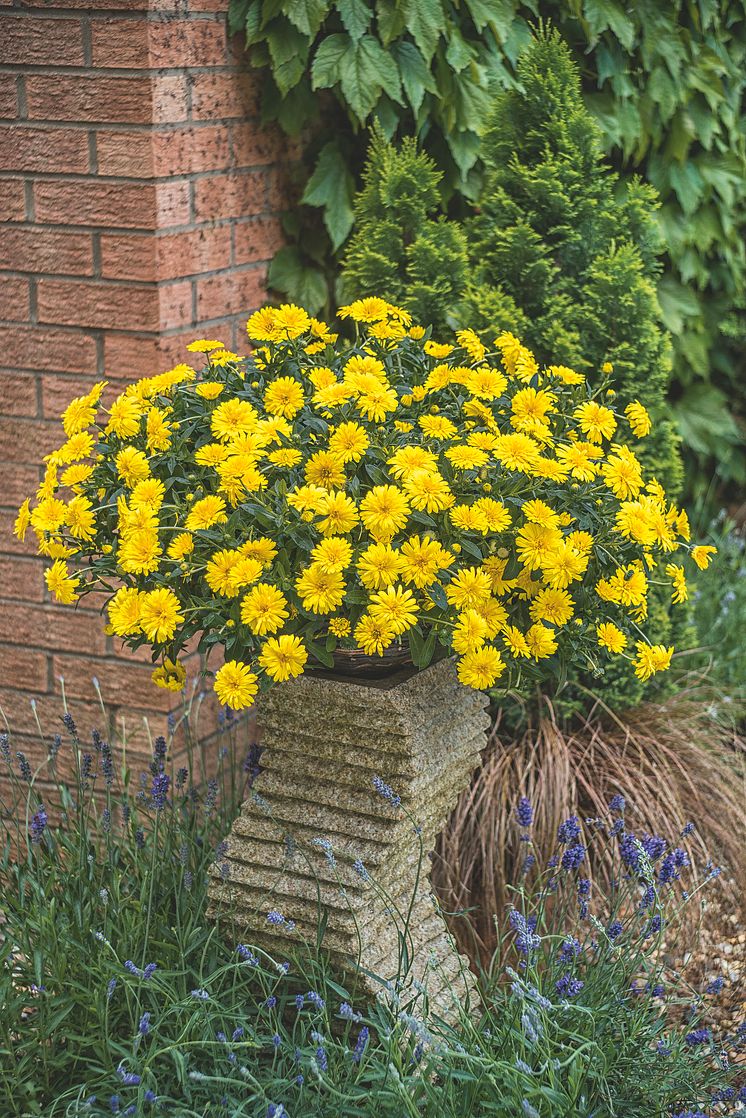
xmin=434 ymin=679 xmax=746 ymax=963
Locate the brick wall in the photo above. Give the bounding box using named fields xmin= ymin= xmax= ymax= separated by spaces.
xmin=0 ymin=0 xmax=289 ymax=773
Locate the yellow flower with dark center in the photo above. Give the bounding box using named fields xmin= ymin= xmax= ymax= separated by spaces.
xmin=264 ymin=376 xmax=305 ymax=419
xmin=355 ymin=613 xmax=395 ymax=656
xmin=139 ymin=587 xmax=183 ymax=643
xmin=259 ymin=634 xmax=308 ymax=681
xmin=247 ymin=307 xmax=281 ymax=341
xmin=457 ymin=645 xmax=505 ymax=689
xmin=305 ymin=450 xmax=346 ymax=490
xmin=360 ymin=485 xmax=410 ymax=542
xmin=214 ymin=660 xmax=258 ymax=709
xmin=295 ymin=564 xmax=345 ymax=613
xmin=152 ymin=657 xmax=186 ymax=691
xmin=369 ymin=584 xmax=418 ymax=634
xmin=45 ymin=559 xmax=79 ymax=604
xmin=596 ymin=622 xmax=627 ymax=654
xmin=240 ymin=583 xmax=289 ymax=635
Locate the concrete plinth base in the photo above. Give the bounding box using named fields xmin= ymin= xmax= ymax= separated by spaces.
xmin=209 ymin=658 xmax=490 ymax=1018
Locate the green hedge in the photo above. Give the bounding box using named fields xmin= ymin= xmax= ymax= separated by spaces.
xmin=229 ymin=0 xmax=746 ymax=493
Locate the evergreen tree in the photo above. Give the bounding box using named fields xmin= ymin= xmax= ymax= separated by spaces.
xmin=341 ymin=126 xmax=468 ymax=331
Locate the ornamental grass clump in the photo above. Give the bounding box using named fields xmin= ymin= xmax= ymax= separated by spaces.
xmin=16 ymin=299 xmax=713 ymax=708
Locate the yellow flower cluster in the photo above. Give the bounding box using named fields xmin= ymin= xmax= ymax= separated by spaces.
xmin=16 ymin=298 xmax=715 ymax=709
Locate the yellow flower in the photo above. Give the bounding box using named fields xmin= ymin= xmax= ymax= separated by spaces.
xmin=62 ymin=390 xmax=99 ymax=437
xmin=311 ymin=536 xmax=353 ymax=572
xmin=61 ymin=463 xmax=94 ymax=489
xmin=139 ymin=587 xmax=184 ymax=643
xmin=338 ymin=296 xmax=390 ymax=322
xmin=546 ymin=364 xmax=584 ymax=385
xmin=130 ymin=478 xmax=165 ymax=510
xmin=211 ymin=398 xmax=258 ymax=442
xmin=214 ymin=660 xmax=258 ymax=709
xmin=388 ymin=445 xmax=438 ymax=479
xmin=195 ymin=442 xmax=230 ymax=467
xmin=452 ymin=608 xmax=489 ymax=654
xmin=316 ymin=490 xmax=359 ymax=535
xmin=119 ymin=529 xmax=161 ymax=574
xmin=596 ymin=622 xmax=627 ymax=654
xmin=464 ymin=366 xmax=507 ymax=400
xmin=187 ymin=338 xmax=224 ymax=352
xmin=240 ymin=583 xmax=289 ymax=635
xmin=525 ymin=623 xmax=558 ymax=660
xmin=259 ymin=634 xmax=308 ymax=681
xmin=305 ymin=450 xmax=346 ymax=490
xmin=510 ymin=386 xmax=556 ymax=436
xmin=555 ymin=442 xmax=598 ymax=481
xmin=573 ymin=401 xmax=617 ymax=443
xmin=66 ymin=495 xmax=96 ymax=541
xmin=529 ymin=587 xmax=574 ymax=626
xmin=264 ymin=376 xmax=305 ymax=418
xmin=247 ymin=307 xmax=280 ymax=341
xmin=445 ymin=445 xmax=489 ymax=470
xmin=205 ymin=549 xmax=254 ymax=597
xmin=31 ymin=497 xmax=67 ymax=535
xmin=418 ymin=414 xmax=457 ymax=440
xmin=633 ymin=641 xmax=673 ymax=681
xmin=423 ymin=341 xmax=453 ymax=358
xmin=601 ymin=446 xmax=643 ymax=501
xmin=44 ymin=559 xmax=79 ymax=604
xmin=474 ymin=498 xmax=512 ymax=533
xmin=106 ymin=394 xmax=142 ymax=438
xmin=369 ymin=584 xmax=418 ymax=634
xmin=522 ymin=499 xmax=559 ymax=528
xmin=328 ymin=421 xmax=369 ymax=463
xmin=268 ymin=447 xmax=302 ymax=468
xmin=116 ymin=446 xmax=150 ymax=488
xmin=329 ymin=617 xmax=351 ymax=638
xmin=516 ymin=522 xmax=563 ymax=571
xmin=355 ymin=613 xmax=396 ymax=656
xmin=360 ymin=485 xmax=410 ymax=542
xmin=541 ymin=542 xmax=588 ymax=589
xmin=195 ymin=382 xmax=225 ymax=400
xmin=456 ymin=328 xmax=487 ymax=363
xmin=356 ymin=383 xmax=398 ymax=423
xmin=402 ymin=469 xmax=454 ymax=514
xmin=502 ymin=625 xmax=531 ymax=658
xmin=625 ymin=401 xmax=652 ymax=437
xmin=450 ymin=504 xmax=488 ymax=533
xmin=273 ymin=304 xmax=311 ymax=339
xmin=167 ymin=532 xmax=194 ymax=561
xmin=445 ymin=566 xmax=492 ymax=610
xmin=691 ymin=545 xmax=717 ymax=570
xmin=14 ymin=498 xmax=32 ymax=541
xmin=152 ymin=657 xmax=186 ymax=691
xmin=239 ymin=537 xmax=278 ymax=566
xmin=400 ymin=535 xmax=453 ymax=588
xmin=457 ymin=645 xmax=505 ymax=689
xmin=184 ymin=495 xmax=228 ymax=531
xmin=357 ymin=542 xmax=405 ymax=589
xmin=665 ymin=563 xmax=688 ymax=604
xmin=493 ymin=433 xmax=541 ymax=473
xmin=295 ymin=564 xmax=345 ymax=613
xmin=48 ymin=431 xmax=95 ymax=466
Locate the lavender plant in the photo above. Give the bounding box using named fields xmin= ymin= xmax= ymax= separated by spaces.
xmin=0 ymin=705 xmax=743 ymax=1117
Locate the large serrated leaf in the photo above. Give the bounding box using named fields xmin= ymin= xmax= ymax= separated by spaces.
xmin=336 ymin=0 xmax=370 ymax=41
xmin=302 ymin=141 xmax=356 ymax=248
xmin=311 ymin=32 xmax=350 ymax=89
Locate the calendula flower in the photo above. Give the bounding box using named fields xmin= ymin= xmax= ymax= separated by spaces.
xmin=108 ymin=587 xmax=144 ymax=636
xmin=152 ymin=657 xmax=186 ymax=691
xmin=665 ymin=563 xmax=688 ymax=604
xmin=457 ymin=645 xmax=505 ymax=689
xmin=355 ymin=613 xmax=396 ymax=656
xmin=633 ymin=642 xmax=673 ymax=682
xmin=45 ymin=559 xmax=79 ymax=604
xmin=264 ymin=377 xmax=304 ymax=419
xmin=525 ymin=623 xmax=558 ymax=660
xmin=625 ymin=401 xmax=652 ymax=437
xmin=184 ymin=495 xmax=228 ymax=531
xmin=596 ymin=622 xmax=627 ymax=654
xmin=240 ymin=584 xmax=289 ymax=635
xmin=369 ymin=584 xmax=418 ymax=634
xmin=139 ymin=587 xmax=184 ymax=643
xmin=295 ymin=564 xmax=345 ymax=613
xmin=573 ymin=401 xmax=617 ymax=443
xmin=259 ymin=634 xmax=308 ymax=681
xmin=691 ymin=545 xmax=716 ymax=570
xmin=360 ymin=486 xmax=410 ymax=542
xmin=214 ymin=660 xmax=258 ymax=709
xmin=357 ymin=542 xmax=405 ymax=589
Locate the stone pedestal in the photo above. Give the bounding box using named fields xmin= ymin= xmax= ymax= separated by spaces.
xmin=209 ymin=658 xmax=490 ymax=1017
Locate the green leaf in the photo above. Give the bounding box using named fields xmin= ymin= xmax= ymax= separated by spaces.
xmin=285 ymin=0 xmax=329 ymax=38
xmin=268 ymin=245 xmax=328 ymax=312
xmin=265 ymin=21 xmax=310 ymax=94
xmin=401 ymin=0 xmax=445 ymax=63
xmin=375 ymin=0 xmax=406 ymax=44
xmin=444 ymin=25 xmax=474 ymax=73
xmin=306 ymin=638 xmax=335 ymax=667
xmin=338 ymin=35 xmax=403 ymax=120
xmin=391 ymin=41 xmax=436 ymax=114
xmin=311 ymin=32 xmax=350 ymax=90
xmin=583 ymin=0 xmax=636 ymax=51
xmin=302 ymin=141 xmax=356 ymax=248
xmin=409 ymin=626 xmax=437 ymax=668
xmin=336 ymin=0 xmax=370 ymax=40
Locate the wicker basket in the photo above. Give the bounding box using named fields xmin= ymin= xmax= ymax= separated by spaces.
xmin=311 ymin=644 xmax=415 ymax=680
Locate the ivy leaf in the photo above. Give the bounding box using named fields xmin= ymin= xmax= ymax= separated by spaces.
xmin=391 ymin=41 xmax=437 ymax=114
xmin=338 ymin=35 xmax=403 ymax=121
xmin=302 ymin=141 xmax=356 ymax=248
xmin=375 ymin=0 xmax=406 ymax=45
xmin=285 ymin=0 xmax=329 ymax=38
xmin=444 ymin=25 xmax=474 ymax=73
xmin=311 ymin=32 xmax=351 ymax=90
xmin=265 ymin=21 xmax=310 ymax=94
xmin=582 ymin=0 xmax=636 ymax=51
xmin=268 ymin=245 xmax=328 ymax=312
xmin=337 ymin=0 xmax=371 ymax=41
xmin=401 ymin=0 xmax=445 ymax=63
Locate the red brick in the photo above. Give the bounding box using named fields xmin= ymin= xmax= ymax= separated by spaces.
xmin=230 ymin=122 xmax=285 ymax=168
xmin=158 ymin=279 xmax=193 ymax=329
xmin=26 ymin=76 xmax=152 ymax=125
xmin=152 ymin=75 xmax=189 ymax=124
xmin=190 ymin=71 xmax=260 ymax=120
xmin=196 ymin=266 xmax=265 ymax=320
xmin=0 ymin=325 xmax=98 ymax=375
xmin=267 ymin=164 xmax=296 ymax=211
xmin=0 ymin=179 xmax=26 ymax=223
xmin=0 ymin=687 xmax=107 ymax=741
xmin=103 ymin=331 xmax=158 ymax=379
xmin=0 ymin=228 xmax=94 ymax=276
xmin=35 ymin=180 xmax=156 ymax=229
xmin=158 ymin=224 xmax=231 ymax=279
xmin=100 ymin=233 xmax=155 ymax=281
xmin=5 ymin=16 xmax=84 ymax=67
xmin=188 ymin=0 xmax=230 ymax=10
xmin=0 ymin=417 xmax=62 ymax=464
xmin=152 ymin=124 xmax=231 ymax=176
xmin=41 ymin=374 xmax=115 ymax=421
xmin=233 ymin=215 xmax=284 ymax=265
xmin=0 ymin=126 xmax=90 ymax=174
xmin=0 ymin=602 xmax=107 ymax=655
xmin=90 ymin=18 xmax=149 ymax=68
xmin=193 ymin=171 xmax=265 ymax=222
xmin=0 ymin=372 xmax=37 ymax=417
xmin=0 ymin=643 xmax=48 ymax=692
xmin=0 ymin=463 xmax=41 ymax=508
xmin=0 ymin=276 xmax=31 ymax=322
xmin=37 ymin=279 xmax=158 ymax=332
xmin=53 ymin=653 xmax=164 ymax=709
xmin=95 ymin=130 xmax=154 ymax=178
xmin=154 ymin=179 xmax=191 ymax=227
xmin=0 ymin=75 xmax=17 ymax=119
xmin=0 ymin=556 xmax=45 ymax=602
xmin=148 ymin=20 xmax=226 ymax=68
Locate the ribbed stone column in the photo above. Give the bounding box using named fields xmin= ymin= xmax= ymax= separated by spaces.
xmin=209 ymin=658 xmax=490 ymax=1017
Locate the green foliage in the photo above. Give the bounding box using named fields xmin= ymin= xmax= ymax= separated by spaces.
xmin=230 ymin=0 xmax=746 ymax=494
xmin=1 ymin=706 xmax=741 ymax=1116
xmin=690 ymin=512 xmax=746 ymax=704
xmin=342 ymin=125 xmax=469 ymax=328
